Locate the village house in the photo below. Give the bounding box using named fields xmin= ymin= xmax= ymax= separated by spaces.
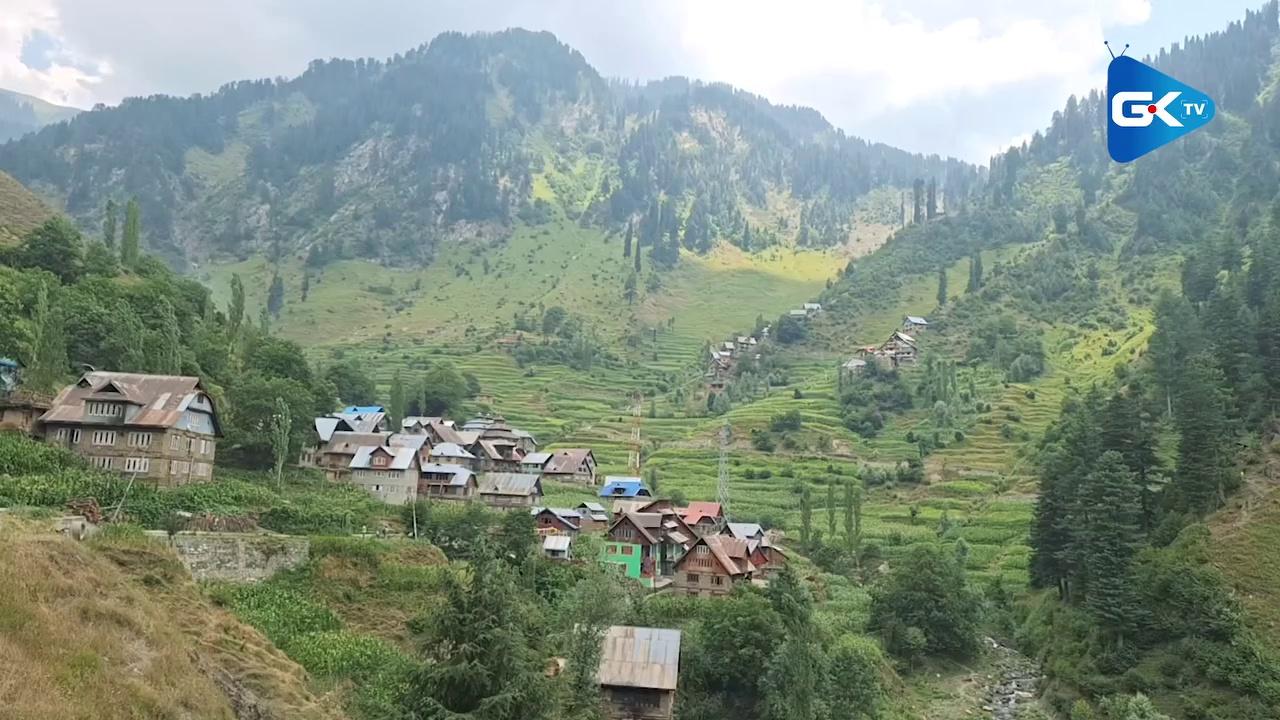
xmin=521 ymin=451 xmax=552 ymax=474
xmin=314 ymin=431 xmax=391 ymax=481
xmin=600 ymin=477 xmax=652 ymax=499
xmin=349 ymin=445 xmax=420 ymax=504
xmin=678 ymin=501 xmax=724 ymax=536
xmin=400 ymin=415 xmax=446 ymax=434
xmin=841 ymin=357 xmax=868 ymax=376
xmin=605 ymin=511 xmax=695 ymax=579
xmin=301 ymin=407 xmax=390 ymax=468
xmin=879 ymin=330 xmax=919 ymax=367
xmin=803 ymin=302 xmax=823 ymax=316
xmin=903 ymin=315 xmax=929 ymax=333
xmin=532 ymin=506 xmax=582 ymax=535
xmin=418 ymin=463 xmax=476 ymax=501
xmin=0 ymin=358 xmax=51 ymax=435
xmin=611 ymin=498 xmax=654 ymax=518
xmin=425 ymin=442 xmax=478 ymax=471
xmin=597 ymin=626 xmax=681 ymax=720
xmin=723 ymin=522 xmax=788 ymax=579
xmin=576 ymin=501 xmax=611 ymax=532
xmin=477 ymin=472 xmax=543 ymax=510
xmin=540 ymin=448 xmax=599 ymax=485
xmin=39 ymin=371 xmax=221 ymax=486
xmin=543 ymin=534 xmax=573 ymax=561
xmin=673 ymin=534 xmax=756 ymax=598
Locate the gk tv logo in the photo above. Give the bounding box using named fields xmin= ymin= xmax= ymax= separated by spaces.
xmin=1107 ymin=55 xmax=1214 ymax=162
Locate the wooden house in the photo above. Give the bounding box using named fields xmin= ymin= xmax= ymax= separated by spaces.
xmin=477 ymin=472 xmax=544 ymax=510
xmin=349 ymin=445 xmax=420 ymax=505
xmin=541 ymin=448 xmax=599 ymax=485
xmin=678 ymin=502 xmax=724 ymax=536
xmin=40 ymin=372 xmax=222 ymax=486
xmin=597 ymin=626 xmax=681 ymax=720
xmin=532 ymin=506 xmax=582 ymax=535
xmin=673 ymin=534 xmax=756 ymax=597
xmin=418 ymin=463 xmax=477 ymax=501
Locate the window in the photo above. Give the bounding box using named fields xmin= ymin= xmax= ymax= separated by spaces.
xmin=200 ymin=439 xmax=211 ymax=455
xmin=123 ymin=457 xmax=150 ymax=473
xmin=186 ymin=437 xmax=194 ymax=452
xmin=128 ymin=432 xmax=151 ymax=448
xmin=712 ymin=576 xmax=724 ymax=586
xmin=170 ymin=434 xmax=180 ymax=450
xmin=91 ymin=430 xmax=116 ymax=446
xmin=90 ymin=456 xmax=112 ymax=469
xmin=696 ymin=545 xmax=710 ymax=555
xmin=86 ymin=401 xmax=122 ymax=417
xmin=53 ymin=428 xmax=67 ymax=441
xmin=71 ymin=429 xmax=81 ymax=443
xmin=373 ymin=484 xmax=382 ymax=492
xmin=686 ymin=573 xmax=700 ymax=585
xmin=622 ymin=545 xmax=633 ymax=556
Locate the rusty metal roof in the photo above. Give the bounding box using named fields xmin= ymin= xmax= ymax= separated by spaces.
xmin=40 ymin=372 xmax=221 ymax=434
xmin=597 ymin=626 xmax=681 ymax=691
xmin=477 ymin=472 xmax=543 ymax=497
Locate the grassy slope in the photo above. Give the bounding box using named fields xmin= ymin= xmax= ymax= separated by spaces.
xmin=0 ymin=169 xmax=54 ymax=245
xmin=0 ymin=517 xmax=347 ymax=720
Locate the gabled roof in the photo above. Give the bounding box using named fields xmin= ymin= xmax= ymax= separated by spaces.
xmin=315 ymin=417 xmax=341 ymax=442
xmin=611 ymin=499 xmax=653 ymax=516
xmin=597 ymin=626 xmax=681 ymax=691
xmin=843 ymin=358 xmax=867 ymax=370
xmin=388 ymin=433 xmax=429 ymax=451
xmin=891 ymin=331 xmax=917 ymax=346
xmin=677 ymin=534 xmax=755 ymax=576
xmin=522 ymin=452 xmax=553 ymax=467
xmin=343 ymin=405 xmax=385 ymax=414
xmin=324 ymin=431 xmax=391 ymax=455
xmin=531 ymin=506 xmax=582 ymax=530
xmin=401 ymin=415 xmax=445 ymax=429
xmin=40 ymin=372 xmax=222 ymax=435
xmin=420 ymin=463 xmax=475 ymax=486
xmin=905 ymin=315 xmax=928 ymax=325
xmin=429 ymin=442 xmax=475 ymax=460
xmin=543 ymin=448 xmax=595 ymax=474
xmin=724 ymin=522 xmax=765 ymax=541
xmin=350 ymin=445 xmax=418 ymax=471
xmin=680 ymin=501 xmax=723 ymax=526
xmin=478 ymin=472 xmax=543 ymax=497
xmin=332 ymin=411 xmax=387 ymax=434
xmin=608 ymin=512 xmax=660 ymax=544
xmin=576 ymin=501 xmax=609 ymax=521
xmin=599 ymin=477 xmax=651 ymax=498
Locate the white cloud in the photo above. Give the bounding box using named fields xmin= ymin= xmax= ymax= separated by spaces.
xmin=677 ymin=0 xmax=1150 ymax=117
xmin=0 ymin=0 xmax=107 ymax=107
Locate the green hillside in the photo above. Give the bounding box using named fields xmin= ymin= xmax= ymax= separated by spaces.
xmin=0 ymin=169 xmax=54 ymax=245
xmin=0 ymin=88 xmax=79 ymax=143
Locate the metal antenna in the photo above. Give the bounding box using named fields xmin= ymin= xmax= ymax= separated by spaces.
xmin=1104 ymin=40 xmax=1130 ymax=60
xmin=715 ymin=419 xmax=731 ymax=528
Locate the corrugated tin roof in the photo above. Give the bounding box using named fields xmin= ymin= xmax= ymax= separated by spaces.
xmin=725 ymin=522 xmax=765 ymax=540
xmin=388 ymin=433 xmax=429 ymax=450
xmin=421 ymin=463 xmax=474 ymax=486
xmin=543 ymin=535 xmax=572 ymax=552
xmin=522 ymin=452 xmax=552 ymax=466
xmin=315 ymin=417 xmax=341 ymax=442
xmin=680 ymin=501 xmax=722 ymax=525
xmin=324 ymin=431 xmax=390 ymax=454
xmin=905 ymin=315 xmax=928 ymax=324
xmin=543 ymin=448 xmax=594 ymax=474
xmin=430 ymin=442 xmax=475 ymax=460
xmin=599 ymin=477 xmax=651 ymax=498
xmin=343 ymin=405 xmax=385 ymax=414
xmin=597 ymin=626 xmax=681 ymax=691
xmin=349 ymin=445 xmax=418 ymax=470
xmin=40 ymin=372 xmax=221 ymax=434
xmin=478 ymin=473 xmax=543 ymax=497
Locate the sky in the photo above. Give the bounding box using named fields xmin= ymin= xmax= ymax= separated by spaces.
xmin=0 ymin=0 xmax=1264 ymax=163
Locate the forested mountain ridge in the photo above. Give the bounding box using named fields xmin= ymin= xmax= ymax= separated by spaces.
xmin=0 ymin=88 xmax=79 ymax=143
xmin=0 ymin=29 xmax=972 ymax=270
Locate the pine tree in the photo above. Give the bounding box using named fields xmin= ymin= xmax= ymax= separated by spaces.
xmin=623 ymin=273 xmax=637 ymax=305
xmin=936 ymin=267 xmax=948 ymax=306
xmin=26 ymin=280 xmax=67 ymax=393
xmin=633 ymin=234 xmax=642 ymax=273
xmin=267 ymin=274 xmax=285 ymax=318
xmin=1170 ymin=353 xmax=1234 ymax=513
xmin=301 ymin=273 xmax=310 ymax=302
xmin=1076 ymin=451 xmax=1145 ymax=642
xmin=102 ymin=199 xmax=117 ymax=249
xmin=623 ymin=221 xmax=633 ymax=258
xmin=912 ymin=179 xmax=924 ymax=224
xmin=966 ymin=252 xmax=983 ymax=293
xmin=1101 ymin=384 xmax=1160 ymax=527
xmin=926 ymin=178 xmax=938 ymax=220
xmin=120 ymin=197 xmax=141 ymax=266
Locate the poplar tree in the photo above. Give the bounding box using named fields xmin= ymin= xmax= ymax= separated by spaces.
xmin=799 ymin=486 xmax=812 ymax=548
xmin=826 ymin=483 xmax=836 ymax=538
xmin=389 ymin=369 xmax=406 ymax=428
xmin=228 ymin=274 xmax=246 ymax=335
xmin=270 ymin=397 xmax=292 ymax=489
xmin=120 ymin=197 xmax=141 ymax=266
xmin=27 ymin=280 xmax=67 ymax=393
xmin=936 ymin=267 xmax=948 ymax=306
xmin=623 ymin=221 xmax=633 ymax=258
xmin=103 ymin=199 xmax=117 ymax=249
xmin=966 ymin=252 xmax=983 ymax=293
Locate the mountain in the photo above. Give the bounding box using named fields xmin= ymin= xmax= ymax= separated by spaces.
xmin=0 ymin=30 xmax=974 ymax=269
xmin=0 ymin=88 xmax=79 ymax=143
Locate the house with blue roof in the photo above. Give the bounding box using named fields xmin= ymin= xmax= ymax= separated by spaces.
xmin=598 ymin=476 xmax=652 ymax=498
